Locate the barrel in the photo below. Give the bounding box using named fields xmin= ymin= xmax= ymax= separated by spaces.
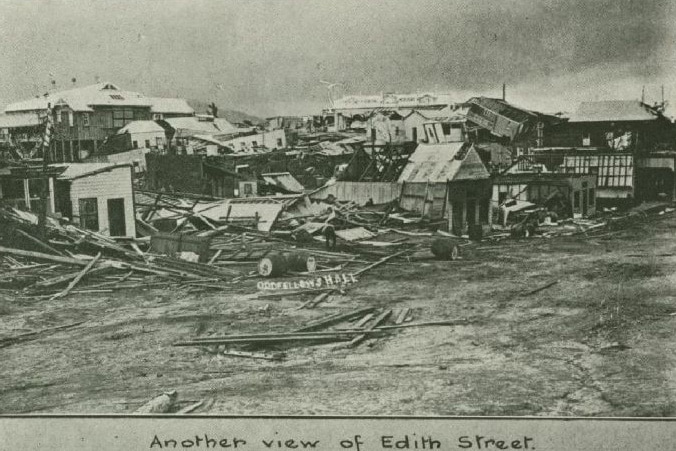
xmin=283 ymin=252 xmax=317 ymax=273
xmin=258 ymin=253 xmax=288 ymax=277
xmin=430 ymin=238 xmax=459 ymax=261
xmin=258 ymin=252 xmax=317 ymax=277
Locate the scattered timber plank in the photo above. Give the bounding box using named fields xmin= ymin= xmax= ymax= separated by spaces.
xmin=0 ymin=245 xmax=90 ymax=266
xmin=353 ymin=313 xmax=374 ymax=328
xmin=374 ymin=320 xmax=469 ymax=330
xmin=207 ymin=249 xmax=223 ymax=265
xmin=174 ymin=334 xmax=357 ymax=346
xmin=177 ymin=400 xmax=205 ymax=414
xmin=353 ymin=249 xmax=412 ymax=277
xmin=34 ymin=265 xmax=110 ymax=288
xmin=395 ymin=308 xmax=410 ymax=325
xmin=347 ymin=309 xmax=392 ymax=348
xmin=222 ymin=350 xmax=286 ymax=361
xmin=0 ymin=320 xmax=87 ymax=348
xmin=300 ymin=292 xmax=331 ymax=309
xmin=50 ymin=253 xmax=102 ymax=301
xmin=296 ymin=307 xmax=376 ymax=333
xmin=14 ymin=229 xmax=65 ymax=256
xmin=134 ymin=391 xmax=177 ymax=414
xmin=521 ymin=280 xmax=559 ymax=297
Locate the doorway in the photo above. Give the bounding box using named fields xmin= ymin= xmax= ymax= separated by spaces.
xmin=107 ymin=198 xmax=126 ymax=236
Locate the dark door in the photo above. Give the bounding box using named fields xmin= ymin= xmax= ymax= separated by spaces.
xmin=107 ymin=198 xmax=126 ymax=236
xmin=581 ymin=189 xmax=588 ymax=216
xmin=412 ymin=127 xmax=418 ymax=142
xmin=452 ymin=201 xmax=464 ymax=236
xmin=466 ymin=198 xmax=477 ymax=226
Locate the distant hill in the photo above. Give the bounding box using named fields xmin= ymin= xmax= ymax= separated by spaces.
xmin=187 ymin=99 xmax=266 ymax=126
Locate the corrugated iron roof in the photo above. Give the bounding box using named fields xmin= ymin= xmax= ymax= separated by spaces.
xmin=146 ymin=97 xmax=194 ymax=114
xmin=57 ymin=162 xmax=131 ymax=180
xmin=194 ymin=196 xmax=299 ymax=232
xmin=262 ymin=172 xmax=305 ymax=193
xmin=5 ymin=83 xmax=193 ymax=115
xmin=568 ymin=100 xmax=659 ymax=122
xmin=5 ymin=83 xmax=152 ymax=112
xmin=117 ymin=120 xmax=165 ymax=134
xmin=397 ymin=142 xmax=489 ymax=183
xmin=0 ymin=112 xmax=42 ymax=128
xmin=164 ymin=117 xmax=221 ymax=135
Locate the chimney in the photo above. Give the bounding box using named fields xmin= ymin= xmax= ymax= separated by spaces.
xmin=502 ymin=83 xmax=506 ymax=101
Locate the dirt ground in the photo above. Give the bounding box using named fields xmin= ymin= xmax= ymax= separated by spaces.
xmin=2 ymin=213 xmax=676 ymax=416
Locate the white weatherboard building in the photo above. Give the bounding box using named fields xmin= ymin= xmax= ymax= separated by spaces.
xmin=57 ymin=163 xmax=136 ymax=237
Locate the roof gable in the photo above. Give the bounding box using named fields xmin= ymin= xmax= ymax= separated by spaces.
xmin=397 ymin=142 xmax=489 ymax=183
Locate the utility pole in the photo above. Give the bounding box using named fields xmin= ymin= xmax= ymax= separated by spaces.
xmin=37 ymin=104 xmax=53 ymax=239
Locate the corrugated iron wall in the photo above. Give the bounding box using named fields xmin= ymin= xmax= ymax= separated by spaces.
xmin=399 ymin=182 xmax=447 ymax=219
xmin=310 ymin=182 xmax=401 ymax=206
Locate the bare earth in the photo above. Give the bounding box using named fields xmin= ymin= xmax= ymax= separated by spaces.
xmin=2 ymin=214 xmax=676 ymax=416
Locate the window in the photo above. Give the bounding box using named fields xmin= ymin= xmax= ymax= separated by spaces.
xmin=573 ymin=191 xmax=580 ymax=209
xmin=156 ymin=137 xmax=164 ymax=147
xmin=56 ymin=111 xmax=62 ymax=123
xmin=83 ymin=113 xmax=90 ymax=127
xmin=113 ymin=108 xmax=135 ymax=128
xmin=132 ymin=141 xmax=138 ymax=149
xmin=153 ymin=113 xmax=164 ymax=120
xmin=252 ymin=141 xmax=258 ymax=147
xmin=145 ymin=139 xmax=151 ymax=148
xmin=109 ymin=94 xmax=125 ymax=100
xmin=277 ymin=138 xmax=283 ymax=147
xmin=441 ymin=123 xmax=451 ymax=135
xmin=78 ymin=198 xmax=99 ymax=231
xmin=582 ymin=132 xmax=591 ymax=146
xmin=68 ymin=111 xmax=74 ymax=127
xmin=243 ymin=183 xmax=253 ymax=195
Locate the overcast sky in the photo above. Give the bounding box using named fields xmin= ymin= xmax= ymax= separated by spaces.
xmin=1 ymin=0 xmax=675 ymax=117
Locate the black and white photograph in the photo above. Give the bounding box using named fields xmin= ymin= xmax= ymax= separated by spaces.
xmin=1 ymin=0 xmax=676 ymax=420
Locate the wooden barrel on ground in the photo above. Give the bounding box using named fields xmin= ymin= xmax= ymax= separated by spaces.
xmin=258 ymin=253 xmax=288 ymax=277
xmin=283 ymin=252 xmax=317 ymax=273
xmin=430 ymin=238 xmax=459 ymax=261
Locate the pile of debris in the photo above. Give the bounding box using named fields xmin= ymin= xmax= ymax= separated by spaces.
xmin=0 ymin=206 xmax=240 ymax=300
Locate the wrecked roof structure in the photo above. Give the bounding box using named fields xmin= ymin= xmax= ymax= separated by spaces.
xmin=163 ymin=117 xmax=234 ymax=136
xmin=397 ymin=142 xmax=490 ymax=183
xmin=466 ymin=97 xmax=539 ymax=140
xmin=262 ymin=172 xmax=305 ymax=193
